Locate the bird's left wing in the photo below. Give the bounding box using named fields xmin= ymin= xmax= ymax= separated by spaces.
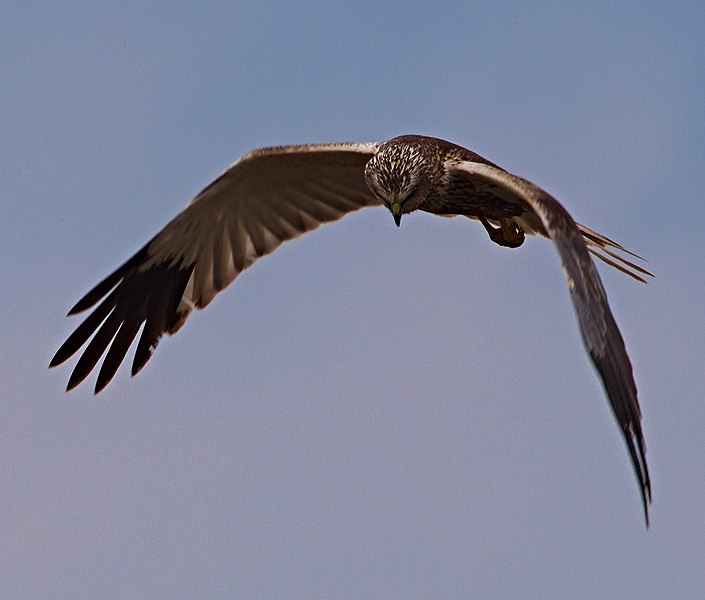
xmin=448 ymin=160 xmax=651 ymax=524
xmin=50 ymin=142 xmax=380 ymax=393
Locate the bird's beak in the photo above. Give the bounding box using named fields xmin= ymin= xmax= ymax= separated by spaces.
xmin=391 ymin=202 xmax=402 ymax=227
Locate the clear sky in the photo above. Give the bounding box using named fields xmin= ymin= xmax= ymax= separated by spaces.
xmin=2 ymin=2 xmax=704 ymax=598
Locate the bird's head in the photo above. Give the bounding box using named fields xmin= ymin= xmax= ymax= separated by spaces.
xmin=364 ymin=140 xmax=432 ymax=227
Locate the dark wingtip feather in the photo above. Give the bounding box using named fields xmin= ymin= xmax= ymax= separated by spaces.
xmin=94 ymin=318 xmax=144 ymax=394
xmin=65 ymin=310 xmax=123 ymax=391
xmin=631 ymin=424 xmax=652 ymax=528
xmin=66 ymin=243 xmax=151 ymax=315
xmin=131 ymin=332 xmax=161 ymax=377
xmin=624 ymin=423 xmax=651 ymax=528
xmin=50 ymin=287 xmax=121 ymax=368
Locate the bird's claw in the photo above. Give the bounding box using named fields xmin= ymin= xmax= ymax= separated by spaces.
xmin=480 ymin=217 xmax=525 ymax=248
xmin=500 ymin=218 xmax=525 ymax=248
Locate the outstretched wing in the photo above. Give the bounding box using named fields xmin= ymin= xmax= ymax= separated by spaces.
xmin=448 ymin=160 xmax=651 ymax=525
xmin=50 ymin=142 xmax=380 ymax=393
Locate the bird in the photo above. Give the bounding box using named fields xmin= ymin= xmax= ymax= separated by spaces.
xmin=50 ymin=134 xmax=653 ymax=523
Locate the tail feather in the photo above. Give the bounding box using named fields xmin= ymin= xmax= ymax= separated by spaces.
xmin=577 ymin=223 xmax=654 ymax=283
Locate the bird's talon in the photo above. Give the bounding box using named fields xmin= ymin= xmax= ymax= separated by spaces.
xmin=481 ymin=217 xmax=524 ymax=248
xmin=500 ymin=219 xmax=525 ymax=248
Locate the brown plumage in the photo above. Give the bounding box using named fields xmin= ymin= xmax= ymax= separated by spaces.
xmin=50 ymin=134 xmax=652 ymax=524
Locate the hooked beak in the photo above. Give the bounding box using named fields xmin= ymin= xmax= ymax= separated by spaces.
xmin=391 ymin=202 xmax=402 ymax=227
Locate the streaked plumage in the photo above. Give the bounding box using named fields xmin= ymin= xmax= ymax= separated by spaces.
xmin=50 ymin=134 xmax=652 ymax=523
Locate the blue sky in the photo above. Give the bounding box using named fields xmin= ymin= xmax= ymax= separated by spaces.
xmin=2 ymin=2 xmax=705 ymax=598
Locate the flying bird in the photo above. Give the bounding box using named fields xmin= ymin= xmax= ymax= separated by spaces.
xmin=50 ymin=134 xmax=652 ymax=523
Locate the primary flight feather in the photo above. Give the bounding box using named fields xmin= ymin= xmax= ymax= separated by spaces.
xmin=50 ymin=134 xmax=652 ymax=523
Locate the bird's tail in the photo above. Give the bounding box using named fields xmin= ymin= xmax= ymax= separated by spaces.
xmin=576 ymin=223 xmax=653 ymax=283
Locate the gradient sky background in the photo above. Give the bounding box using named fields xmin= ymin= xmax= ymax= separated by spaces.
xmin=3 ymin=2 xmax=705 ymax=598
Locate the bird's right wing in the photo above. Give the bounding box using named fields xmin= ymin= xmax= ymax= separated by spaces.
xmin=449 ymin=159 xmax=651 ymax=524
xmin=50 ymin=142 xmax=380 ymax=393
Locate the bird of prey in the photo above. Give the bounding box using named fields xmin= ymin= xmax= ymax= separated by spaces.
xmin=50 ymin=134 xmax=652 ymax=523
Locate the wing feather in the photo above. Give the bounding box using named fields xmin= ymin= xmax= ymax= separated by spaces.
xmin=449 ymin=160 xmax=651 ymax=525
xmin=51 ymin=142 xmax=380 ymax=391
xmin=211 ymin=217 xmax=230 ymax=292
xmin=192 ymin=231 xmax=215 ymax=308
